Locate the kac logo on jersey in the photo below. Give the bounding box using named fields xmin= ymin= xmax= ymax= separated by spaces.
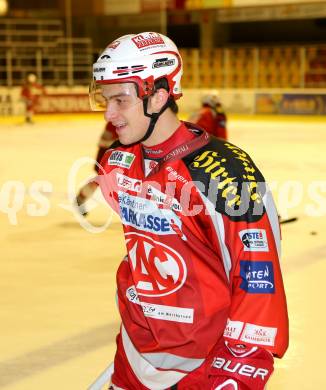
xmin=108 ymin=151 xmax=135 ymax=169
xmin=239 ymin=229 xmax=269 ymax=252
xmin=240 ymin=260 xmax=275 ymax=294
xmin=125 ymin=232 xmax=187 ymax=297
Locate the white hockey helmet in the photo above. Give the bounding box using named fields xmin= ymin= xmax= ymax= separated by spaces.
xmin=201 ymin=94 xmax=221 ymax=108
xmin=27 ymin=73 xmax=37 ymax=83
xmin=90 ymin=32 xmax=182 ymax=110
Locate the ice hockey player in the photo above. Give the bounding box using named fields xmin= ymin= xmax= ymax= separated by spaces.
xmin=20 ymin=73 xmax=44 ymax=124
xmin=89 ymin=31 xmax=288 ymax=389
xmin=193 ymin=93 xmax=228 ymax=140
xmin=75 ymin=121 xmax=117 ymax=216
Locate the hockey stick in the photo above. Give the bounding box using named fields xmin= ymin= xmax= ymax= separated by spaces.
xmin=88 ymin=362 xmax=114 ymax=390
xmin=279 ymin=217 xmax=298 ymax=225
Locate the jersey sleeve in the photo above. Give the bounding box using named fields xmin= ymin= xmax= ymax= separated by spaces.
xmin=222 ymin=185 xmax=288 ymax=357
xmin=96 ymin=144 xmax=122 ymax=214
xmin=216 ymin=146 xmax=288 ymax=358
xmin=185 ymin=139 xmax=289 ymax=358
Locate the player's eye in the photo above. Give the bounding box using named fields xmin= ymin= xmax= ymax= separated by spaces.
xmin=116 ymin=96 xmax=132 ymax=109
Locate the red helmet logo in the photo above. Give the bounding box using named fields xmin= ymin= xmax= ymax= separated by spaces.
xmin=132 ymin=33 xmax=164 ymax=49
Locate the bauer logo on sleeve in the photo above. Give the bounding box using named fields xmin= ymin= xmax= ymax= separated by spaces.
xmin=239 ymin=229 xmax=269 ymax=252
xmin=240 ymin=260 xmax=275 ymax=294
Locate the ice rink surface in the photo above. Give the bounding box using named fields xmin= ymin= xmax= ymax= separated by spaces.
xmin=0 ymin=113 xmax=325 ymax=389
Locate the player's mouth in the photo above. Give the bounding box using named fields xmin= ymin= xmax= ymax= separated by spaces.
xmin=114 ymin=123 xmax=128 ymax=132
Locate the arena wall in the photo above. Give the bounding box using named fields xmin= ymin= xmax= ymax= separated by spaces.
xmin=1 ymin=86 xmax=326 ymax=116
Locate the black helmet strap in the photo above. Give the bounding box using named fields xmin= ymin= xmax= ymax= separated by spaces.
xmin=138 ymin=97 xmax=170 ymax=143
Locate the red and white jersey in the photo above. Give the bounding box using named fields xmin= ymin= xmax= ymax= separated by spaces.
xmin=195 ymin=106 xmax=228 ymax=140
xmin=98 ymin=122 xmax=288 ymax=389
xmin=21 ymin=82 xmax=44 ymax=109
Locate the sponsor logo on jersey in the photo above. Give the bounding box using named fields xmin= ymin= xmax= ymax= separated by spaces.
xmin=143 ymin=147 xmax=163 ymax=155
xmin=140 ymin=301 xmax=193 ymax=323
xmin=126 ymin=285 xmax=140 ymax=304
xmin=147 ymin=184 xmax=182 ymax=212
xmin=116 ymin=173 xmax=142 ymax=193
xmin=223 ymin=319 xmax=244 ymax=339
xmin=143 ymin=159 xmax=158 ymax=175
xmin=239 ymin=229 xmax=269 ymax=252
xmin=189 ymin=148 xmax=263 ymax=211
xmin=166 ymin=166 xmax=188 ymax=184
xmin=126 ymin=285 xmax=193 ymax=323
xmin=152 ymin=58 xmax=175 ymax=69
xmin=125 ymin=232 xmax=187 ymax=297
xmin=108 ymin=151 xmax=135 ymax=168
xmin=240 ymin=260 xmax=275 ymax=294
xmin=149 ymin=160 xmax=158 ymax=170
xmin=118 ymin=192 xmax=183 ymax=235
xmin=240 ymin=323 xmax=277 ymax=346
xmin=93 ymin=67 xmax=105 ymax=73
xmin=132 ymin=32 xmax=164 ymax=49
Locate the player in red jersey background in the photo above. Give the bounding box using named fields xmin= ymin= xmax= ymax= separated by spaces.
xmin=20 ymin=73 xmax=45 ymax=124
xmin=75 ymin=121 xmax=117 ymax=216
xmin=191 ymin=94 xmax=228 ymax=140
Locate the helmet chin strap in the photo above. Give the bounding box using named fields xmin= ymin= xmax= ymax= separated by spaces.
xmin=138 ymin=97 xmax=170 ymax=143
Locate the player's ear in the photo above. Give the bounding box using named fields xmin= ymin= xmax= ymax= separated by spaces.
xmin=150 ymin=88 xmax=169 ymax=113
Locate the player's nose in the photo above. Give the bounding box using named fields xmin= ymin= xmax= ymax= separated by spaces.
xmin=104 ymin=102 xmax=119 ymax=122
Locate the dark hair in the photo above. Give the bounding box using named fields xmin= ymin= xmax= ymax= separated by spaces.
xmin=154 ymin=78 xmax=179 ymax=114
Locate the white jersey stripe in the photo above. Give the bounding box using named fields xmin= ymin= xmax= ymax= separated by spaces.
xmin=121 ymin=325 xmax=187 ymax=389
xmin=142 ymin=351 xmax=204 ymax=372
xmin=198 ymin=191 xmax=232 ymax=281
xmin=263 ymin=188 xmax=281 ymax=259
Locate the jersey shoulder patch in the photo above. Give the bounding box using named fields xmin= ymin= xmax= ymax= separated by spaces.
xmin=183 ymin=137 xmax=267 ymax=222
xmin=101 ymin=143 xmax=137 ymax=172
